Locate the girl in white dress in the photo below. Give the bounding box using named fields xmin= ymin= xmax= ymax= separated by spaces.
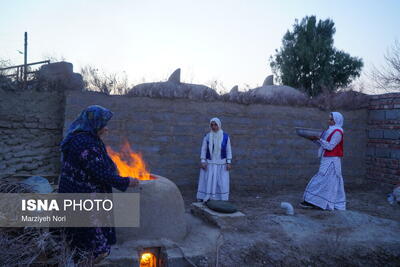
xmin=301 ymin=112 xmax=346 ymax=210
xmin=196 ymin=118 xmax=232 ymax=201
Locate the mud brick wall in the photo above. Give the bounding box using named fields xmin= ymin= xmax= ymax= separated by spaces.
xmin=367 ymin=93 xmax=400 ymax=185
xmin=64 ymin=91 xmax=367 ymax=189
xmin=0 ymin=89 xmax=64 ymax=178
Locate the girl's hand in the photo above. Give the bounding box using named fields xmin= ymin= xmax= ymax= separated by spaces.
xmin=226 ymin=164 xmax=232 ymax=171
xmin=201 ymin=162 xmax=207 ymax=170
xmin=308 ymin=136 xmax=320 ymax=141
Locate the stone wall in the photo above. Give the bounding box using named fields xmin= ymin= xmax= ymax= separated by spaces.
xmin=64 ymin=90 xmax=368 ymax=189
xmin=367 ymin=93 xmax=400 ymax=185
xmin=0 ymin=89 xmax=64 ymax=178
xmin=0 ymin=60 xmax=372 ymax=189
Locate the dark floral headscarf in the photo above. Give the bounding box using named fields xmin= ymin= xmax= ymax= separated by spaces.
xmin=61 ymin=105 xmax=113 ymax=151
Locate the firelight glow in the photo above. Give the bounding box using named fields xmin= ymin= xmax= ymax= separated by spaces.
xmin=140 ymin=252 xmax=156 ymax=267
xmin=107 ymin=141 xmax=153 ymax=180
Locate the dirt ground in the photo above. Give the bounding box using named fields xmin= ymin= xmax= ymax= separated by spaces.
xmin=180 ymin=183 xmax=400 ymax=267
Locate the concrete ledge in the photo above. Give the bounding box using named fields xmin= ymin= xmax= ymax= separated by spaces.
xmin=97 ymin=214 xmax=220 ymax=267
xmin=190 ymin=202 xmax=247 ymax=230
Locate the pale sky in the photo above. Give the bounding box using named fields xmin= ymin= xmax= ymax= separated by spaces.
xmin=1 ymin=0 xmax=399 ymax=93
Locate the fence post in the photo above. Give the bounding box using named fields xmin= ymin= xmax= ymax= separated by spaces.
xmin=24 ymin=32 xmax=28 ymax=88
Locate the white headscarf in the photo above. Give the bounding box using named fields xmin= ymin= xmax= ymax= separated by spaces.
xmin=322 ymin=111 xmax=344 ymax=140
xmin=209 ymin=117 xmax=224 ymax=160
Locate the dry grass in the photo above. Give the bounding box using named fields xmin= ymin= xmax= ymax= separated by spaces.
xmin=309 ymin=90 xmax=370 ymax=110
xmin=224 ymin=89 xmax=369 ymax=110
xmin=0 ymin=180 xmax=87 ymax=266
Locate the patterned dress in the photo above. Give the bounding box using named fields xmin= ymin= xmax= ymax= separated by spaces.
xmin=58 ymin=131 xmax=130 ymax=258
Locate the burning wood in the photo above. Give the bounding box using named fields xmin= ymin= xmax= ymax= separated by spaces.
xmin=106 ymin=141 xmax=154 ymax=180
xmin=140 ymin=252 xmax=157 ymax=267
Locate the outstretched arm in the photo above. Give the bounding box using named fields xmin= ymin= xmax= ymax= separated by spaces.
xmin=79 ymin=146 xmax=132 ymax=192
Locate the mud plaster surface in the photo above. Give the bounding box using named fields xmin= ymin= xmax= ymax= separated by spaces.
xmin=180 ymin=184 xmax=400 ymax=266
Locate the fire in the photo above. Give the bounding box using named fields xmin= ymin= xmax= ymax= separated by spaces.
xmin=106 ymin=141 xmax=153 ymax=180
xmin=140 ymin=252 xmax=157 ymax=267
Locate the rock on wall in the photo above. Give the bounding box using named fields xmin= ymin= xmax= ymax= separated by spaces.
xmin=367 ymin=93 xmax=400 ymax=185
xmin=64 ymin=91 xmax=367 ymax=189
xmin=0 ymin=89 xmax=64 ymax=178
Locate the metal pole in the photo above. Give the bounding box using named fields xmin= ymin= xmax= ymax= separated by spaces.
xmin=24 ymin=32 xmax=27 ymax=87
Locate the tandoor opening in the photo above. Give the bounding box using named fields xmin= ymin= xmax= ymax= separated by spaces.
xmin=140 ymin=252 xmax=157 ymax=267
xmin=139 ymin=247 xmax=166 ymax=267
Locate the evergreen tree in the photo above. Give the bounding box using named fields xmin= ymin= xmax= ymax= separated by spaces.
xmin=270 ymin=16 xmax=363 ymax=96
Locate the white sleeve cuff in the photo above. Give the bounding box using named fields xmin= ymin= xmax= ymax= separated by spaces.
xmin=226 ymin=159 xmax=232 ymax=164
xmin=201 ymin=159 xmax=206 ymax=163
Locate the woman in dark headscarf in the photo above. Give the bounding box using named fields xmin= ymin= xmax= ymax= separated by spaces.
xmin=58 ymin=105 xmax=138 ymax=264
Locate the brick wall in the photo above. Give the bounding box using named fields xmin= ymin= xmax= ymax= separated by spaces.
xmin=367 ymin=93 xmax=400 ymax=185
xmin=64 ymin=90 xmax=367 ymax=189
xmin=0 ymin=89 xmax=65 ymax=178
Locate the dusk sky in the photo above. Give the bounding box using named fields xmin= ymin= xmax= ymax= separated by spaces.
xmin=1 ymin=0 xmax=399 ymax=93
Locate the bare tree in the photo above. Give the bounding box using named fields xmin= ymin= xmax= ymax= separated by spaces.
xmin=0 ymin=59 xmax=12 ymax=76
xmin=371 ymin=40 xmax=400 ymax=91
xmin=80 ymin=65 xmax=131 ymax=95
xmin=206 ymin=79 xmax=227 ymax=94
xmin=41 ymin=54 xmax=66 ymax=63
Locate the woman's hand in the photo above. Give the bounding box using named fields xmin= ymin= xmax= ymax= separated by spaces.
xmin=128 ymin=178 xmax=139 ymax=187
xmin=200 ymin=162 xmax=207 ymax=170
xmin=308 ymin=136 xmax=320 ymax=141
xmin=226 ymin=163 xmax=232 ymax=171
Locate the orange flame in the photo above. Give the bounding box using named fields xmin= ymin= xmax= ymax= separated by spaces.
xmin=106 ymin=141 xmax=153 ymax=180
xmin=140 ymin=252 xmax=157 ymax=267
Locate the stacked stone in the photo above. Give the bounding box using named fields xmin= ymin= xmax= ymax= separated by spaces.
xmin=0 ymin=61 xmax=370 ymax=187
xmin=64 ymin=90 xmax=367 ymax=188
xmin=0 ymin=89 xmax=64 ymax=178
xmin=367 ymin=93 xmax=400 ymax=185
